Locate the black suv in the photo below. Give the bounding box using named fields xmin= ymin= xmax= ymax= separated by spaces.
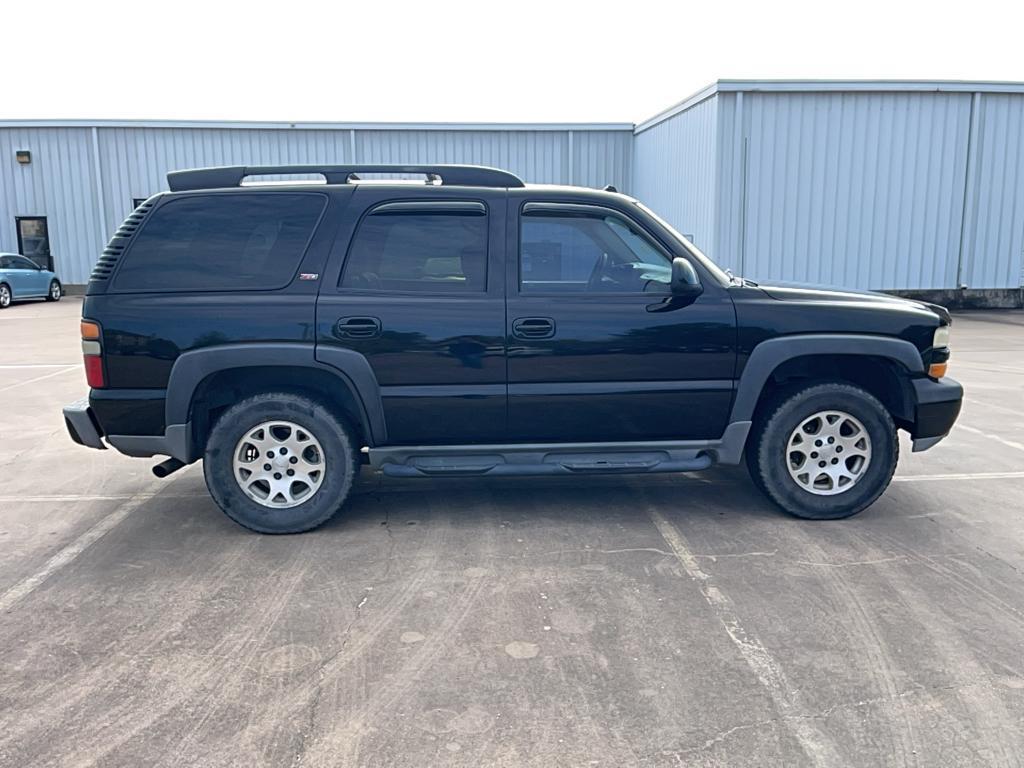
xmin=63 ymin=164 xmax=963 ymax=533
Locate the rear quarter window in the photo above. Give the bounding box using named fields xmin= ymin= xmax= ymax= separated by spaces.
xmin=113 ymin=193 xmax=326 ymax=292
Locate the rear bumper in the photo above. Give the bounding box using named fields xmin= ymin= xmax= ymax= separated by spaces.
xmin=63 ymin=397 xmax=106 ymax=450
xmin=63 ymin=393 xmax=192 ymax=461
xmin=910 ymin=376 xmax=963 ymax=452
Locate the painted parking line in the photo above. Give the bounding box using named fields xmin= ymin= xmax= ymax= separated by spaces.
xmin=647 ymin=506 xmax=842 ymax=766
xmin=0 ymin=366 xmax=79 ymax=393
xmin=893 ymin=471 xmax=1024 ymax=482
xmin=0 ymin=364 xmax=81 ymax=369
xmin=0 ymin=493 xmax=205 ymax=503
xmin=0 ymin=483 xmax=163 ymax=613
xmin=956 ymin=424 xmax=1024 ymax=453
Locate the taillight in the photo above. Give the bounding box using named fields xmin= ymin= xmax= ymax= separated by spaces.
xmin=81 ymin=320 xmax=105 ymax=388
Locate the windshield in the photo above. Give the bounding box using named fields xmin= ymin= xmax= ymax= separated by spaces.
xmin=633 ymin=201 xmax=733 ymax=287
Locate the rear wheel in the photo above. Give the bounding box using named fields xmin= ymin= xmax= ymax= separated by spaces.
xmin=46 ymin=280 xmax=62 ymax=301
xmin=0 ymin=283 xmax=10 ymax=308
xmin=203 ymin=392 xmax=358 ymax=533
xmin=746 ymin=382 xmax=898 ymax=519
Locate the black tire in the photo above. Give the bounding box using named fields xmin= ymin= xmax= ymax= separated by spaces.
xmin=203 ymin=392 xmax=358 ymax=533
xmin=746 ymin=382 xmax=898 ymax=520
xmin=0 ymin=283 xmax=11 ymax=309
xmin=46 ymin=280 xmax=62 ymax=301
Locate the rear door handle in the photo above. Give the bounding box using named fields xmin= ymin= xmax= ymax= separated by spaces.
xmin=512 ymin=317 xmax=556 ymax=340
xmin=335 ymin=316 xmax=382 ymax=339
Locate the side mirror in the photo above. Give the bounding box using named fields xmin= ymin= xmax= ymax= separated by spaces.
xmin=670 ymin=257 xmax=703 ymax=297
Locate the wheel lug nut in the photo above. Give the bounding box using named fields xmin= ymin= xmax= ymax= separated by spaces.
xmin=810 ymin=452 xmax=818 ymax=458
xmin=280 ymin=447 xmax=287 ymax=454
xmin=815 ymin=440 xmax=822 ymax=447
xmin=819 ymin=461 xmax=826 ymax=468
xmin=287 ymin=469 xmax=294 ymax=476
xmin=267 ymin=450 xmax=274 ymax=458
xmin=289 ymin=457 xmax=298 ymax=464
xmin=264 ymin=463 xmax=272 ymax=471
xmin=274 ymin=472 xmax=282 ymax=480
xmin=828 ymin=437 xmax=835 ymax=444
xmin=831 ymin=458 xmax=839 ymax=465
xmin=836 ymin=446 xmax=843 ymax=453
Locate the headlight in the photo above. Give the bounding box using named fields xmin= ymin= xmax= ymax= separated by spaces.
xmin=933 ymin=326 xmax=950 ymax=349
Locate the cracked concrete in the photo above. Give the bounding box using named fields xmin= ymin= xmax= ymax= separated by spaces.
xmin=1 ymin=300 xmax=1023 ymax=767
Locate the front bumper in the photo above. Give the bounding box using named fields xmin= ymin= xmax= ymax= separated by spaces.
xmin=63 ymin=397 xmax=106 ymax=450
xmin=910 ymin=376 xmax=963 ymax=452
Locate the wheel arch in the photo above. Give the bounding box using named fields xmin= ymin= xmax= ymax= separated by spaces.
xmin=733 ymin=335 xmax=924 ymax=429
xmin=166 ymin=343 xmax=386 ymax=459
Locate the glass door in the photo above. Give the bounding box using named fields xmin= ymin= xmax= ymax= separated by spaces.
xmin=16 ymin=217 xmax=52 ymax=271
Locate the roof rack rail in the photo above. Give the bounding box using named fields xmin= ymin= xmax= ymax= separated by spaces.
xmin=166 ymin=164 xmax=525 ymax=192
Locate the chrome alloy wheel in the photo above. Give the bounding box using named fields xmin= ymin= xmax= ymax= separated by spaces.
xmin=50 ymin=282 xmax=62 ymax=300
xmin=786 ymin=410 xmax=872 ymax=496
xmin=232 ymin=421 xmax=325 ymax=508
xmin=0 ymin=285 xmax=10 ymax=307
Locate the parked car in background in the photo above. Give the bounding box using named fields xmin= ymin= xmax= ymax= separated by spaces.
xmin=0 ymin=253 xmax=63 ymax=308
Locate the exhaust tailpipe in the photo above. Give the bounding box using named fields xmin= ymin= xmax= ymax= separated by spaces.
xmin=152 ymin=457 xmax=185 ymax=478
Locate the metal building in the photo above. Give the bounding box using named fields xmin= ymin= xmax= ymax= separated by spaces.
xmin=0 ymin=121 xmax=633 ymax=285
xmin=634 ymin=81 xmax=1024 ymax=300
xmin=3 ymin=80 xmax=1024 ymax=303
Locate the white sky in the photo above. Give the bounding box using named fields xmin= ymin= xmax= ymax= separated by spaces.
xmin=7 ymin=0 xmax=1024 ymax=123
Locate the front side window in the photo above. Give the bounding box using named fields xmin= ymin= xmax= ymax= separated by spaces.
xmin=341 ymin=205 xmax=488 ymax=293
xmin=520 ymin=210 xmax=672 ymax=294
xmin=114 ymin=193 xmax=325 ymax=292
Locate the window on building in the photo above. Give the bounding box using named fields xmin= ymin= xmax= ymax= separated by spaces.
xmin=113 ymin=193 xmax=325 ymax=292
xmin=519 ymin=210 xmax=672 ymax=293
xmin=340 ymin=203 xmax=488 ymax=293
xmin=16 ymin=217 xmax=51 ymax=271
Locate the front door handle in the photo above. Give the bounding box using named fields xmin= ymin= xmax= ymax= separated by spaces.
xmin=512 ymin=317 xmax=556 ymax=340
xmin=335 ymin=316 xmax=382 ymax=339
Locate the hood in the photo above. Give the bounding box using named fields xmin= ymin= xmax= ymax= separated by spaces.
xmin=754 ymin=280 xmax=952 ymax=324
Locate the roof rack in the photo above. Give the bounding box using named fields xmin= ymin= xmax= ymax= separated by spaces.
xmin=166 ymin=164 xmax=525 ymax=192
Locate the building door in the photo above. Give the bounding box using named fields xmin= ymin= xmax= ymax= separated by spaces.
xmin=16 ymin=217 xmax=52 ymax=271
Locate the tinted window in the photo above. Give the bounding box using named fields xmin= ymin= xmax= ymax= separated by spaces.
xmin=341 ymin=207 xmax=487 ymax=293
xmin=114 ymin=194 xmax=325 ymax=291
xmin=8 ymin=255 xmax=38 ymax=270
xmin=520 ymin=211 xmax=672 ymax=293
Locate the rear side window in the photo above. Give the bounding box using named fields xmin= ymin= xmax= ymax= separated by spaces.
xmin=340 ymin=203 xmax=488 ymax=293
xmin=113 ymin=193 xmax=325 ymax=291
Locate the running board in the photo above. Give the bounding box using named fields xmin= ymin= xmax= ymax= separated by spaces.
xmin=378 ymin=451 xmax=712 ymax=478
xmin=365 ymin=431 xmax=759 ymax=478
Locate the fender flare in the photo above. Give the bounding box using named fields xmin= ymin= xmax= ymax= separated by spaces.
xmin=729 ymin=334 xmax=924 ymax=423
xmin=165 ymin=343 xmax=386 ymax=445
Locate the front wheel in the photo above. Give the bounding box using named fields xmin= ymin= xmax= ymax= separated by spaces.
xmin=203 ymin=392 xmax=358 ymax=533
xmin=746 ymin=382 xmax=898 ymax=520
xmin=46 ymin=280 xmax=62 ymax=301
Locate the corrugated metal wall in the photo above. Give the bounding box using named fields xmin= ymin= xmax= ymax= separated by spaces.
xmin=0 ymin=128 xmax=106 ymax=284
xmin=736 ymin=91 xmax=974 ymax=290
xmin=1 ymin=125 xmax=632 ymax=284
xmin=641 ymin=86 xmax=1024 ymax=292
xmin=3 ymin=90 xmax=1023 ymax=291
xmin=632 ymin=95 xmax=719 ymax=253
xmin=960 ymin=94 xmax=1024 ymax=290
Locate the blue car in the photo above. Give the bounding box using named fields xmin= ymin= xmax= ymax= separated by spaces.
xmin=0 ymin=253 xmax=62 ymax=308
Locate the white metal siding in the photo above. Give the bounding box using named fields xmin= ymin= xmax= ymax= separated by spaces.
xmin=960 ymin=93 xmax=1024 ymax=289
xmin=738 ymin=92 xmax=973 ymax=290
xmin=632 ymin=95 xmax=719 ymax=253
xmin=0 ymin=128 xmax=106 ymax=285
xmin=1 ymin=126 xmax=631 ymax=284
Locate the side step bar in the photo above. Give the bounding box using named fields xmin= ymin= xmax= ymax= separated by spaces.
xmin=379 ymin=451 xmax=712 ymax=478
xmin=368 ymin=423 xmax=751 ymax=479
